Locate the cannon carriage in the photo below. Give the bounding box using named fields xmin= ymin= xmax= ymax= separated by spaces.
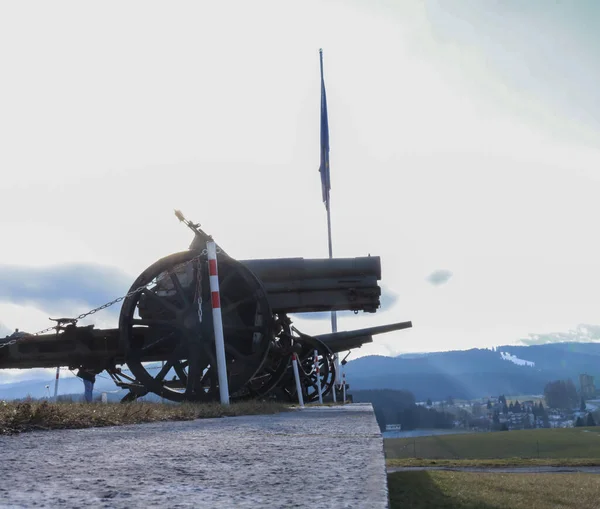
xmin=0 ymin=212 xmax=411 ymax=403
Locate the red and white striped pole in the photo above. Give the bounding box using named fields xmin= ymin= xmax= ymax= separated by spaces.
xmin=53 ymin=366 xmax=60 ymax=402
xmin=206 ymin=240 xmax=230 ymax=405
xmin=314 ymin=349 xmax=323 ymax=404
xmin=292 ymin=352 xmax=304 ymax=408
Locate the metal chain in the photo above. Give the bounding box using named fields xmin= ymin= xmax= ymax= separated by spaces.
xmin=196 ymin=258 xmax=203 ymax=324
xmin=0 ymin=249 xmax=215 ymax=349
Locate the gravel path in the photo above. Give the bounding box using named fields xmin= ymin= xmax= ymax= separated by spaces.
xmin=388 ymin=465 xmax=600 ymax=474
xmin=0 ymin=403 xmax=388 ymax=508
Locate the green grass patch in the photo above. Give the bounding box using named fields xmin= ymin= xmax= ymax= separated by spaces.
xmin=388 ymin=471 xmax=600 ymax=509
xmin=385 ymin=427 xmax=600 ymax=460
xmin=387 ymin=458 xmax=600 ymax=469
xmin=0 ymin=400 xmax=289 ymax=435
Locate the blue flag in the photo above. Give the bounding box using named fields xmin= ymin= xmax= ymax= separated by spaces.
xmin=319 ymin=48 xmax=330 ymax=209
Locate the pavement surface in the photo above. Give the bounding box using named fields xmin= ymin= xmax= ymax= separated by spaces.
xmin=388 ymin=465 xmax=600 ymax=474
xmin=0 ymin=403 xmax=388 ymax=508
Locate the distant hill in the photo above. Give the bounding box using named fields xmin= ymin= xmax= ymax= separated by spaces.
xmin=3 ymin=341 xmax=600 ymax=402
xmin=0 ymin=375 xmax=126 ymax=401
xmin=345 ymin=342 xmax=600 ymax=400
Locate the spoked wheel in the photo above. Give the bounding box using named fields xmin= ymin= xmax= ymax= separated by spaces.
xmin=280 ymin=335 xmax=336 ymax=403
xmin=232 ymin=314 xmax=293 ymax=400
xmin=119 ymin=250 xmax=273 ymax=402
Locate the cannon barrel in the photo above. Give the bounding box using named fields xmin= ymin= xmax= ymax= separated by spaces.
xmin=240 ymin=256 xmax=381 ymax=281
xmin=0 ymin=256 xmax=390 ymax=370
xmin=240 ymin=256 xmax=382 ymax=314
xmin=314 ymin=321 xmax=412 ymax=354
xmin=317 ymin=334 xmax=373 ymax=353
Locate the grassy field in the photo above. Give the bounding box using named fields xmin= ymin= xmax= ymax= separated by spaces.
xmin=388 ymin=471 xmax=600 ymax=509
xmin=387 ymin=457 xmax=600 ymax=468
xmin=0 ymin=400 xmax=288 ymax=435
xmin=385 ymin=427 xmax=600 ymax=461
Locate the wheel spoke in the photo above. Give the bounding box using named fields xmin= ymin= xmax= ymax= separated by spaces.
xmin=155 ymin=360 xmax=173 ymax=381
xmin=200 ymin=366 xmax=213 ymax=386
xmin=202 ymin=343 xmax=223 ymax=392
xmin=167 ymin=343 xmax=187 ymax=363
xmin=202 ymin=342 xmax=218 ymax=366
xmin=141 ymin=332 xmax=177 ymax=353
xmin=221 ymin=295 xmax=256 ymax=314
xmin=173 ymin=361 xmax=188 ymax=385
xmin=224 ymin=343 xmax=245 ymax=362
xmin=185 ymin=345 xmax=203 ymax=395
xmin=169 ymin=272 xmax=190 ymax=307
xmin=218 ymin=270 xmax=237 ymax=292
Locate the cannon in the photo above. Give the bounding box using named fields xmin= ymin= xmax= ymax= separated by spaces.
xmin=266 ymin=320 xmax=413 ymax=403
xmin=0 ymin=212 xmax=412 ymax=403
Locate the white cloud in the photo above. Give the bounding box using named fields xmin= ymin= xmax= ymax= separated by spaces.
xmin=426 ymin=270 xmax=453 ymax=287
xmin=1 ymin=0 xmax=600 ymax=365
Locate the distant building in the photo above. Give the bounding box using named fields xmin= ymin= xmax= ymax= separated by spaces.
xmin=579 ymin=373 xmax=596 ymax=400
xmin=522 ymin=400 xmax=535 ymax=412
xmin=385 ymin=424 xmax=402 ymax=431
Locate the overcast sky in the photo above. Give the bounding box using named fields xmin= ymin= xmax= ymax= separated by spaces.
xmin=2 ymin=0 xmax=600 ymax=380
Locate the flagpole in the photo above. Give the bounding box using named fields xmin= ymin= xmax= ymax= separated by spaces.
xmin=319 ymin=48 xmax=341 ymax=389
xmin=326 ymin=202 xmax=339 ymax=328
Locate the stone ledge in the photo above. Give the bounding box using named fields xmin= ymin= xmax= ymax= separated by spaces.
xmin=0 ymin=403 xmax=388 ymax=508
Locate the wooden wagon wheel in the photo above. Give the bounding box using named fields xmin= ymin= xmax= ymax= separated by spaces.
xmin=119 ymin=250 xmax=273 ymax=402
xmin=279 ymin=334 xmax=336 ymax=403
xmin=231 ymin=314 xmax=294 ymax=400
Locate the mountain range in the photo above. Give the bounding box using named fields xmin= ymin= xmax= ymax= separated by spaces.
xmin=0 ymin=373 xmax=129 ymax=401
xmin=345 ymin=342 xmax=600 ymax=401
xmin=2 ymin=342 xmax=600 ymax=402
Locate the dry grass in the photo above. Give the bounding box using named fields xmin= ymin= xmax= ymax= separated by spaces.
xmin=0 ymin=399 xmax=289 ymax=435
xmin=388 ymin=471 xmax=600 ymax=509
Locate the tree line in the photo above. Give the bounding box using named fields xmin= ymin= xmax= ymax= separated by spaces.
xmin=352 ymin=389 xmax=454 ymax=431
xmin=543 ymin=379 xmax=579 ymax=409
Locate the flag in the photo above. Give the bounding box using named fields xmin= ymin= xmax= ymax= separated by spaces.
xmin=319 ymin=48 xmax=330 ymax=209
